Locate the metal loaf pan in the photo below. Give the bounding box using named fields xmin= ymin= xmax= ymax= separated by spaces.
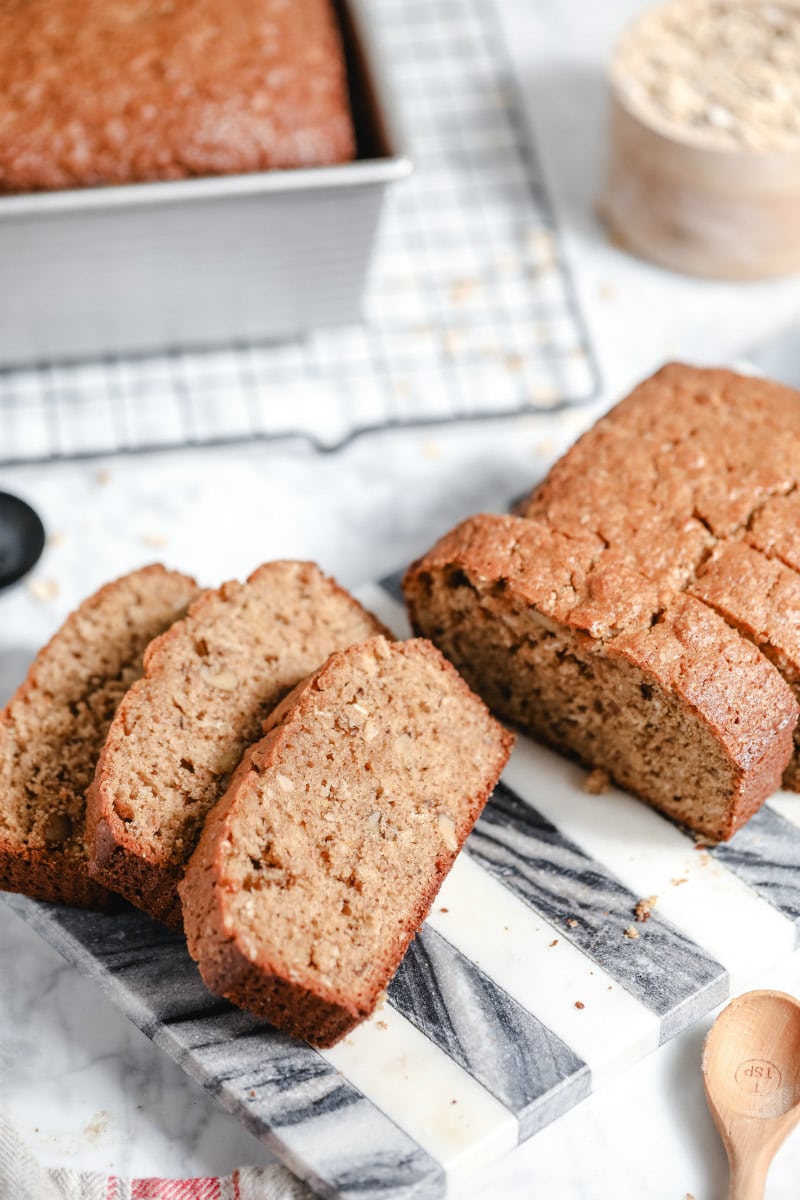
xmin=0 ymin=0 xmax=411 ymax=367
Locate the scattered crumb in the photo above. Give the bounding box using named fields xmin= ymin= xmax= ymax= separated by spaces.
xmin=47 ymin=530 xmax=66 ymax=548
xmin=95 ymin=468 xmax=111 ymax=486
xmin=449 ymin=278 xmax=479 ymax=305
xmin=450 ymin=1098 xmax=458 ymax=1105
xmin=597 ymin=281 xmax=617 ymax=302
xmin=439 ymin=906 xmax=449 ymax=913
xmin=140 ymin=532 xmax=168 ymax=549
xmin=494 ymin=250 xmax=516 ymax=275
xmin=420 ymin=439 xmax=442 ymax=461
xmin=442 ymin=329 xmax=464 ymax=357
xmin=533 ymin=437 xmax=557 ymax=458
xmin=376 ymin=1020 xmax=388 ymax=1031
xmin=504 ymin=353 xmax=525 ymax=373
xmin=574 ymin=1000 xmax=585 ymax=1010
xmin=672 ymin=876 xmax=689 ymax=887
xmin=697 ymin=852 xmax=711 ymax=868
xmin=27 ymin=578 xmax=59 ymax=603
xmin=83 ymin=1111 xmax=109 ymax=1144
xmin=608 ymin=985 xmax=613 ymax=991
xmin=566 ymin=918 xmax=578 ymax=928
xmin=528 ymin=382 xmax=560 ymax=407
xmin=249 ymin=1089 xmax=256 ymax=1098
xmin=635 ymin=895 xmax=658 ymax=923
xmin=685 ymin=1194 xmax=696 ymax=1200
xmin=526 ymin=226 xmax=557 ymax=266
xmin=583 ymin=767 xmax=611 ymax=795
xmin=503 ymin=925 xmax=510 ymax=932
xmin=623 ymin=925 xmax=640 ymax=940
xmin=549 ymin=939 xmax=559 ymax=948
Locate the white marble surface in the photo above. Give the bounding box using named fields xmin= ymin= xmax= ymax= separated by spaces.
xmin=4 ymin=1 xmax=800 ymax=1196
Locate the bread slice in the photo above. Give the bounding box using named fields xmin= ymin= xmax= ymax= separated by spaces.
xmin=178 ymin=636 xmax=513 ymax=1046
xmin=87 ymin=562 xmax=389 ymax=926
xmin=0 ymin=565 xmax=199 ymax=907
xmin=404 ymin=514 xmax=797 ymax=842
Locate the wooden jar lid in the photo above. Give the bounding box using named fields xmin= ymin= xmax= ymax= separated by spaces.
xmin=598 ymin=1 xmax=800 ymax=280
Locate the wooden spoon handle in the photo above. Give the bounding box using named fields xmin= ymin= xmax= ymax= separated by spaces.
xmin=729 ymin=1149 xmax=771 ymax=1200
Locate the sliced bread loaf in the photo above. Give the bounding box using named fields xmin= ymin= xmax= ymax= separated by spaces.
xmin=404 ymin=514 xmax=797 ymax=841
xmin=0 ymin=565 xmax=199 ymax=907
xmin=178 ymin=636 xmax=513 ymax=1046
xmin=87 ymin=562 xmax=389 ymax=926
xmin=516 ymin=364 xmax=800 ymax=791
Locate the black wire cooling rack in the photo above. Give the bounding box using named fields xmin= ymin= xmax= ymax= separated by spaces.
xmin=0 ymin=0 xmax=600 ymax=467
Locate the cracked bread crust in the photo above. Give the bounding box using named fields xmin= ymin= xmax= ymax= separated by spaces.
xmin=179 ymin=636 xmax=513 ymax=1046
xmin=404 ymin=514 xmax=797 ymax=841
xmin=87 ymin=561 xmax=389 ymax=927
xmin=0 ymin=564 xmax=199 ymax=907
xmin=0 ymin=0 xmax=355 ymax=193
xmin=515 ymin=363 xmax=800 ymax=792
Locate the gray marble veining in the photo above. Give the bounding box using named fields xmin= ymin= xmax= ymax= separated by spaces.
xmin=5 ymin=895 xmax=445 ymax=1200
xmin=713 ymin=805 xmax=800 ymax=937
xmin=467 ymin=782 xmax=729 ymax=1040
xmin=389 ymin=925 xmax=590 ymax=1138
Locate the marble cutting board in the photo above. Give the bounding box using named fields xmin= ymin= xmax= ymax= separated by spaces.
xmin=7 ymin=573 xmax=800 ymax=1200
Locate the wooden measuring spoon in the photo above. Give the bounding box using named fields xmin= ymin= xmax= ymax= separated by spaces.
xmin=702 ymin=990 xmax=800 ymax=1200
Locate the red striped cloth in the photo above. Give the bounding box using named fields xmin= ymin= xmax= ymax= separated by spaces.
xmin=0 ymin=1114 xmax=315 ymax=1200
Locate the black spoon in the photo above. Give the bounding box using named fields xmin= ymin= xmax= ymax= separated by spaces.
xmin=0 ymin=492 xmax=45 ymax=590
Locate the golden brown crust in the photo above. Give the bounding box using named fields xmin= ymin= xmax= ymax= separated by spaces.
xmin=404 ymin=511 xmax=797 ymax=841
xmin=0 ymin=564 xmax=198 ymax=908
xmin=179 ymin=637 xmax=513 ymax=1046
xmin=0 ymin=0 xmax=355 ymax=194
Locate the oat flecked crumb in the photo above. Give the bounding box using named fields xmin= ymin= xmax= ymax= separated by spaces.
xmin=672 ymin=875 xmax=689 ymax=886
xmin=624 ymin=925 xmax=640 ymax=939
xmin=27 ymin=578 xmax=59 ymax=602
xmin=376 ymin=1020 xmax=388 ymax=1031
xmin=566 ymin=918 xmax=578 ymax=928
xmin=635 ymin=895 xmax=658 ymax=923
xmin=583 ymin=767 xmax=611 ymax=794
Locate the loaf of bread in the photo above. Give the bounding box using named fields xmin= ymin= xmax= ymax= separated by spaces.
xmin=87 ymin=562 xmax=388 ymax=926
xmin=406 ymin=364 xmax=800 ymax=840
xmin=0 ymin=0 xmax=355 ymax=193
xmin=179 ymin=636 xmax=513 ymax=1046
xmin=0 ymin=565 xmax=199 ymax=907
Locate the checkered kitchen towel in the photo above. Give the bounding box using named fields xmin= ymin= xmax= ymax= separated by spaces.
xmin=0 ymin=1112 xmax=315 ymax=1200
